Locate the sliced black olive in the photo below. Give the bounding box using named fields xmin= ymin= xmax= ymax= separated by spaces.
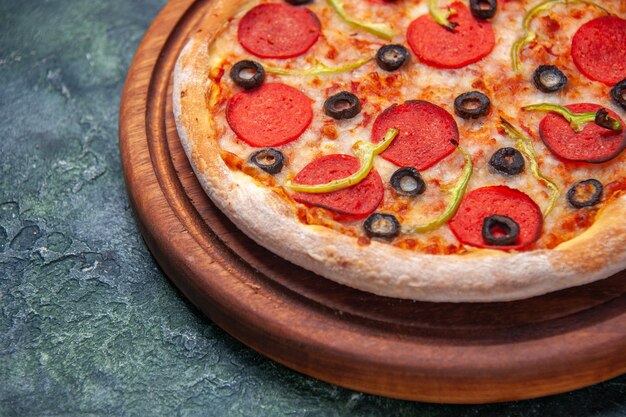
xmin=376 ymin=44 xmax=410 ymax=72
xmin=567 ymin=179 xmax=603 ymax=209
xmin=230 ymin=60 xmax=265 ymax=90
xmin=454 ymin=91 xmax=491 ymax=119
xmin=489 ymin=147 xmax=525 ymax=176
xmin=470 ymin=0 xmax=497 ymax=20
xmin=482 ymin=215 xmax=520 ymax=246
xmin=532 ymin=65 xmax=567 ymax=93
xmin=324 ymin=91 xmax=361 ymax=120
xmin=249 ymin=148 xmax=284 ymax=174
xmin=610 ymin=78 xmax=626 ymax=111
xmin=390 ymin=167 xmax=426 ymax=196
xmin=363 ymin=213 xmax=400 ymax=239
xmin=285 ymin=0 xmax=312 ymax=4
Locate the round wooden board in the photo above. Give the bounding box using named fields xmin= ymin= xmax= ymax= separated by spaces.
xmin=119 ymin=0 xmax=626 ymax=404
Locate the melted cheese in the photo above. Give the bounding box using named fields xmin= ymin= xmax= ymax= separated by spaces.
xmin=205 ymin=0 xmax=626 ymax=252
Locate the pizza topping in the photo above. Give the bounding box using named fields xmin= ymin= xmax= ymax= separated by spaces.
xmin=286 ymin=128 xmax=398 ymax=193
xmin=372 ymin=101 xmax=459 ymax=170
xmin=285 ymin=0 xmax=312 ymax=5
xmin=406 ymin=145 xmax=473 ymax=233
xmin=230 ymin=60 xmax=265 ymax=90
xmin=249 ymin=148 xmax=285 ymax=174
xmin=363 ymin=213 xmax=401 ymax=239
xmin=292 ymin=154 xmax=384 ymax=218
xmin=532 ymin=65 xmax=567 ymax=93
xmin=238 ymin=3 xmax=321 ymax=59
xmin=227 ymin=83 xmax=313 ymax=147
xmin=524 ymin=103 xmax=622 ymax=132
xmin=611 ymin=79 xmax=626 ymax=111
xmin=454 ymin=91 xmax=491 ymax=119
xmin=481 ymin=215 xmax=520 ymax=246
xmin=266 ymin=57 xmax=372 ymax=76
xmin=324 ymin=92 xmax=361 ymax=120
xmin=408 ymin=2 xmax=495 ymax=69
xmin=595 ymin=109 xmax=622 ymax=131
xmin=390 ymin=167 xmax=426 ymax=196
xmin=376 ymin=44 xmax=410 ymax=72
xmin=572 ymin=16 xmax=626 ymax=86
xmin=428 ymin=0 xmax=459 ymax=31
xmin=536 ymin=103 xmax=626 ymax=163
xmin=449 ymin=186 xmax=543 ymax=250
xmin=567 ymin=179 xmax=604 ymax=208
xmin=511 ymin=0 xmax=610 ymax=72
xmin=500 ymin=118 xmax=560 ymax=216
xmin=469 ymin=0 xmax=497 ymax=20
xmin=489 ymin=147 xmax=525 ymax=176
xmin=326 ymin=0 xmax=394 ymax=40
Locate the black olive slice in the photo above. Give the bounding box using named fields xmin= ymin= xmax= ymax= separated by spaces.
xmin=324 ymin=91 xmax=361 ymax=120
xmin=363 ymin=213 xmax=400 ymax=239
xmin=482 ymin=215 xmax=520 ymax=246
xmin=249 ymin=148 xmax=285 ymax=174
xmin=376 ymin=44 xmax=410 ymax=72
xmin=230 ymin=60 xmax=265 ymax=90
xmin=285 ymin=0 xmax=312 ymax=4
xmin=532 ymin=65 xmax=567 ymax=93
xmin=610 ymin=78 xmax=626 ymax=111
xmin=454 ymin=91 xmax=491 ymax=119
xmin=489 ymin=147 xmax=525 ymax=176
xmin=567 ymin=179 xmax=603 ymax=209
xmin=390 ymin=167 xmax=426 ymax=196
xmin=470 ymin=0 xmax=497 ymax=20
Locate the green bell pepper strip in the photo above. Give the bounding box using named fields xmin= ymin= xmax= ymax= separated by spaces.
xmin=405 ymin=145 xmax=473 ymax=233
xmin=285 ymin=128 xmax=399 ymax=193
xmin=326 ymin=0 xmax=394 ymax=40
xmin=499 ymin=117 xmax=560 ymax=216
xmin=428 ymin=0 xmax=458 ymax=31
xmin=265 ymin=57 xmax=372 ymax=76
xmin=511 ymin=0 xmax=610 ymax=72
xmin=523 ymin=103 xmax=622 ymax=132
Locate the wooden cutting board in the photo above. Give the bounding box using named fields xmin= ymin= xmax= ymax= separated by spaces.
xmin=119 ymin=0 xmax=626 ymax=403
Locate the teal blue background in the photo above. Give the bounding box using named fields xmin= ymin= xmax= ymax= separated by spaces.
xmin=1 ymin=1 xmax=625 ymax=415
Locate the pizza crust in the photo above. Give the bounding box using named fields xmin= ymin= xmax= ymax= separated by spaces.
xmin=172 ymin=0 xmax=626 ymax=302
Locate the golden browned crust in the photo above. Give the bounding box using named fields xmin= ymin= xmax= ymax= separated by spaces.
xmin=172 ymin=0 xmax=626 ymax=302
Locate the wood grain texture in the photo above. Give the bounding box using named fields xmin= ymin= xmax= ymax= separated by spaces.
xmin=119 ymin=0 xmax=626 ymax=403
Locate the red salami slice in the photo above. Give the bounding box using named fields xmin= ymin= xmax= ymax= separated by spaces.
xmin=406 ymin=2 xmax=495 ymax=69
xmin=539 ymin=103 xmax=626 ymax=163
xmin=238 ymin=3 xmax=321 ymax=59
xmin=293 ymin=154 xmax=384 ymax=219
xmin=449 ymin=186 xmax=543 ymax=250
xmin=227 ymin=83 xmax=313 ymax=147
xmin=371 ymin=101 xmax=458 ymax=170
xmin=572 ymin=16 xmax=626 ymax=86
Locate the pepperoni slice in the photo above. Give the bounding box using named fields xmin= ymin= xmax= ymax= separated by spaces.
xmin=406 ymin=2 xmax=495 ymax=69
xmin=371 ymin=101 xmax=458 ymax=170
xmin=449 ymin=186 xmax=543 ymax=250
xmin=572 ymin=17 xmax=626 ymax=86
xmin=538 ymin=103 xmax=626 ymax=163
xmin=227 ymin=83 xmax=313 ymax=147
xmin=293 ymin=154 xmax=384 ymax=219
xmin=238 ymin=3 xmax=321 ymax=59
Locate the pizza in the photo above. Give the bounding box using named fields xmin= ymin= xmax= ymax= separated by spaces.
xmin=173 ymin=0 xmax=626 ymax=302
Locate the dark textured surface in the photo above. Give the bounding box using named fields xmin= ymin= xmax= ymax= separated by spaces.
xmin=1 ymin=1 xmax=626 ymax=415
